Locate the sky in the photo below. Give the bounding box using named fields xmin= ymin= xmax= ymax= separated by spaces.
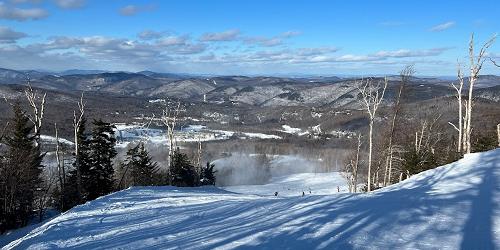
xmin=0 ymin=0 xmax=498 ymax=76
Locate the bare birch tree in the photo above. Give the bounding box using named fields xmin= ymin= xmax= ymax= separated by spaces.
xmin=24 ymin=83 xmax=46 ymax=142
xmin=161 ymin=102 xmax=181 ymax=184
xmin=36 ymin=169 xmax=56 ymax=222
xmin=356 ymin=77 xmax=388 ymax=191
xmin=462 ymin=34 xmax=496 ymax=154
xmin=383 ymin=65 xmax=414 ymax=187
xmin=497 ymin=123 xmax=500 ymax=147
xmin=54 ymin=123 xmax=67 ymax=210
xmin=491 ymin=58 xmax=500 ymax=67
xmin=73 ymin=93 xmax=85 ymax=200
xmin=196 ymin=138 xmax=202 ymax=178
xmin=342 ymin=134 xmax=362 ymax=193
xmin=490 ymin=51 xmax=500 ymax=148
xmin=449 ymin=64 xmax=465 ymax=153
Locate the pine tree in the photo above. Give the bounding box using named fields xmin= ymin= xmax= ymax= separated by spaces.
xmin=120 ymin=143 xmax=159 ymax=187
xmin=401 ymin=146 xmax=437 ymax=176
xmin=200 ymin=162 xmax=217 ymax=186
xmin=0 ymin=103 xmax=44 ymax=231
xmin=86 ymin=120 xmax=117 ymax=200
xmin=170 ymin=148 xmax=198 ymax=187
xmin=65 ymin=117 xmax=92 ymax=209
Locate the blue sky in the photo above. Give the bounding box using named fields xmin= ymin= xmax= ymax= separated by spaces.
xmin=0 ymin=0 xmax=498 ymax=76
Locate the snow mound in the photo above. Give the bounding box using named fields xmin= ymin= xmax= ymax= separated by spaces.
xmin=4 ymin=149 xmax=500 ymax=249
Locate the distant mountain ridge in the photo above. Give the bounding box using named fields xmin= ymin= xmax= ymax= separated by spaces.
xmin=0 ymin=67 xmax=499 ymax=107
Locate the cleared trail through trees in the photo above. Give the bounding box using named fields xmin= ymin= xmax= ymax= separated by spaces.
xmin=4 ymin=149 xmax=500 ymax=249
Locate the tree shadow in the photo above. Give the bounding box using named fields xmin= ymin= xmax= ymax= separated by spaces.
xmin=7 ymin=150 xmax=500 ymax=249
xmin=460 ymin=166 xmax=496 ymax=249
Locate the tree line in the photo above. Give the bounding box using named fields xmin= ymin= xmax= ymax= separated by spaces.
xmin=0 ymin=92 xmax=216 ymax=234
xmin=343 ymin=34 xmax=499 ymax=192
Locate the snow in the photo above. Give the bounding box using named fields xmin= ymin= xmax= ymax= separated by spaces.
xmin=0 ymin=210 xmax=59 ymax=248
xmin=113 ymin=124 xmax=281 ymax=147
xmin=211 ymin=130 xmax=282 ymax=140
xmin=39 ymin=135 xmax=74 ymax=145
xmin=223 ymin=172 xmax=348 ymax=197
xmin=280 ymin=124 xmax=301 ymax=134
xmin=279 ymin=125 xmax=312 ymax=136
xmin=242 ymin=132 xmax=281 ymax=139
xmin=5 ymin=149 xmax=500 ymax=249
xmin=148 ymin=99 xmax=166 ymax=103
xmin=181 ymin=124 xmax=206 ymax=132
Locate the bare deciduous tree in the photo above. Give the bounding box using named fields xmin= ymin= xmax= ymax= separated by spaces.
xmin=36 ymin=169 xmax=57 ymax=222
xmin=196 ymin=138 xmax=202 ymax=178
xmin=383 ymin=65 xmax=414 ymax=187
xmin=342 ymin=134 xmax=362 ymax=193
xmin=449 ymin=64 xmax=465 ymax=153
xmin=497 ymin=123 xmax=500 ymax=147
xmin=54 ymin=123 xmax=66 ymax=210
xmin=73 ymin=93 xmax=85 ymax=200
xmin=161 ymin=102 xmax=181 ymax=184
xmin=490 ymin=51 xmax=500 ymax=148
xmin=356 ymin=77 xmax=388 ymax=191
xmin=24 ymin=83 xmax=46 ymax=142
xmin=492 ymin=58 xmax=500 ymax=67
xmin=462 ymin=34 xmax=496 ymax=154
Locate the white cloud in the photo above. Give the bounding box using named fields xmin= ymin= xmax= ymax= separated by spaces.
xmin=200 ymin=29 xmax=240 ymax=42
xmin=335 ymin=54 xmax=378 ymax=62
xmin=430 ymin=21 xmax=455 ymax=32
xmin=243 ymin=31 xmax=301 ymax=47
xmin=280 ymin=31 xmax=301 ymax=38
xmin=19 ymin=33 xmax=206 ymax=66
xmin=0 ymin=2 xmax=48 ymax=21
xmin=10 ymin=0 xmax=42 ymax=4
xmin=156 ymin=35 xmax=188 ymax=46
xmin=374 ymin=47 xmax=450 ymax=58
xmin=138 ymin=30 xmax=163 ymax=40
xmin=244 ymin=36 xmax=283 ymax=47
xmin=0 ymin=26 xmax=27 ymax=43
xmin=296 ymin=47 xmax=338 ymax=56
xmin=119 ymin=5 xmax=139 ymax=16
xmin=53 ymin=0 xmax=86 ymax=9
xmin=198 ymin=53 xmax=215 ymax=61
xmin=119 ymin=4 xmax=156 ymax=16
xmin=0 ymin=24 xmax=456 ymax=75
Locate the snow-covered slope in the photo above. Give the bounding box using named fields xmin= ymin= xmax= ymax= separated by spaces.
xmin=223 ymin=172 xmax=348 ymax=197
xmin=5 ymin=149 xmax=500 ymax=249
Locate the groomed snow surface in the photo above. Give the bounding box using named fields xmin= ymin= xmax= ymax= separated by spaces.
xmin=4 ymin=149 xmax=500 ymax=249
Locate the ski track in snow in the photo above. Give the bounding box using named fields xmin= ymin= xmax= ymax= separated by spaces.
xmin=3 ymin=149 xmax=500 ymax=249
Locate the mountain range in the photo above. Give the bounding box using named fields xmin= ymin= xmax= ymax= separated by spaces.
xmin=0 ymin=67 xmax=499 ymax=108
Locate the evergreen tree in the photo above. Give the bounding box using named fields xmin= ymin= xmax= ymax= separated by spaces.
xmin=472 ymin=133 xmax=497 ymax=153
xmin=170 ymin=148 xmax=197 ymax=187
xmin=401 ymin=146 xmax=437 ymax=176
xmin=65 ymin=117 xmax=92 ymax=209
xmin=86 ymin=120 xmax=117 ymax=200
xmin=200 ymin=162 xmax=217 ymax=186
xmin=0 ymin=103 xmax=44 ymax=231
xmin=121 ymin=143 xmax=159 ymax=187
